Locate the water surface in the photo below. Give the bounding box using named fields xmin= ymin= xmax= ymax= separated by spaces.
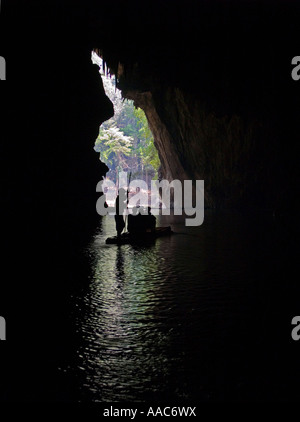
xmin=65 ymin=211 xmax=298 ymax=402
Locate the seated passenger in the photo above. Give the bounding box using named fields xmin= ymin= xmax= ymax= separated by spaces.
xmin=145 ymin=207 xmax=156 ymax=233
xmin=128 ymin=207 xmax=144 ymax=235
xmin=128 ymin=206 xmax=156 ymax=235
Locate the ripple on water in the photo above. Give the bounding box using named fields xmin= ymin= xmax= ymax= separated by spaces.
xmin=71 ymin=212 xmax=280 ymax=401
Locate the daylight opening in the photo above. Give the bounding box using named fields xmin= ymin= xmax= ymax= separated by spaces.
xmin=91 ymin=52 xmax=161 ymax=204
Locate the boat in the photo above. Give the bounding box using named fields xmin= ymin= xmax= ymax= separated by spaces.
xmin=105 ymin=226 xmax=173 ymax=245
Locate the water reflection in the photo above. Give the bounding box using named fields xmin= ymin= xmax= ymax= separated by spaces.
xmin=73 ymin=211 xmax=288 ymax=401
xmin=75 ymin=215 xmax=185 ymax=401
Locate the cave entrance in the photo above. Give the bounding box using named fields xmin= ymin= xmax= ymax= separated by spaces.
xmin=92 ymin=52 xmax=160 ymax=205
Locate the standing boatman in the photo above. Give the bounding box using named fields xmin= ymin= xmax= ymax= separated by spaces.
xmin=114 ymin=187 xmax=127 ymax=237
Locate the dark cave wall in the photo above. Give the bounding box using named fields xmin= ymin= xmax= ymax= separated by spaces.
xmin=1 ymin=2 xmax=116 ymax=314
xmin=93 ymin=0 xmax=300 ymax=211
xmin=2 ymin=3 xmax=113 ymax=228
xmin=93 ymin=62 xmax=292 ymax=214
xmin=124 ymin=87 xmax=269 ymax=208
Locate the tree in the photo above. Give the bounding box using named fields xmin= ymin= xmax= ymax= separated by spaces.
xmin=94 ymin=124 xmax=133 ymax=172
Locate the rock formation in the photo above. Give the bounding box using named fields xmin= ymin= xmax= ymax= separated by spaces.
xmin=90 ymin=1 xmax=300 ymax=210
xmin=1 ymin=1 xmax=299 ymax=216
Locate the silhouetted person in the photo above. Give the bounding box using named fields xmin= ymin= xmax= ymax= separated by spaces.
xmin=145 ymin=207 xmax=156 ymax=232
xmin=128 ymin=205 xmax=141 ymax=235
xmin=128 ymin=206 xmax=156 ymax=235
xmin=115 ymin=188 xmax=127 ymax=237
xmin=135 ymin=186 xmax=141 ymax=207
xmin=103 ymin=186 xmax=109 ymax=208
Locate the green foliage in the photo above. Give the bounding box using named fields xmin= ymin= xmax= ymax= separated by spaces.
xmin=94 ymin=73 xmax=160 ymax=180
xmin=133 ymin=108 xmax=160 ymax=176
xmin=94 ymin=124 xmax=133 ymax=170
